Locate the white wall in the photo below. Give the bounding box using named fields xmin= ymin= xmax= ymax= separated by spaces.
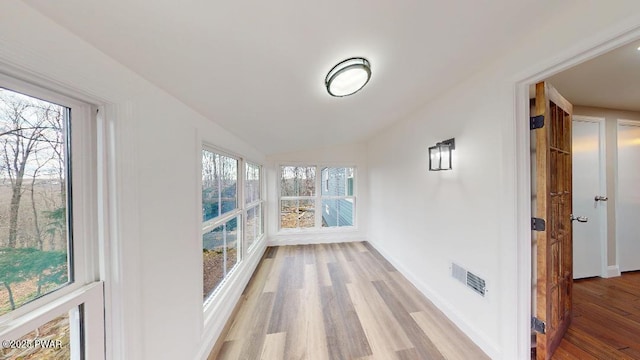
xmin=366 ymin=3 xmax=640 ymax=359
xmin=0 ymin=2 xmax=266 ymax=359
xmin=266 ymin=142 xmax=368 ymax=244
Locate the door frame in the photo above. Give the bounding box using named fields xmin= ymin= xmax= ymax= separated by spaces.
xmin=615 ymin=119 xmax=640 ymax=272
xmin=572 ymin=115 xmax=608 ymax=279
xmin=513 ymin=24 xmax=640 ymax=359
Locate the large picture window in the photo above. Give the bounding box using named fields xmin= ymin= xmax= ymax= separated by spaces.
xmin=202 ymin=149 xmax=241 ymax=301
xmin=279 ymin=165 xmax=355 ymax=230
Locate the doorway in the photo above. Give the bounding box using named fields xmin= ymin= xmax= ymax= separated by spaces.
xmin=571 ymin=116 xmax=607 ymax=280
xmin=517 ymin=27 xmax=640 ymax=360
xmin=617 ymin=120 xmax=640 ymax=273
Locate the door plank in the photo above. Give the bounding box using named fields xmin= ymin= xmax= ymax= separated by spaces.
xmin=535 ymin=81 xmax=574 ymax=360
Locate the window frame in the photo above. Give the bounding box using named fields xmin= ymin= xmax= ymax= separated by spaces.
xmin=0 ymin=73 xmax=104 ymax=359
xmin=201 ymin=148 xmax=241 ymax=230
xmin=278 ymin=164 xmax=357 ymax=231
xmin=201 ymin=145 xmax=243 ymax=304
xmin=199 ymin=146 xmax=265 ymax=307
xmin=320 ymin=167 xmax=356 ymax=228
xmin=279 ymin=165 xmax=317 ymax=230
xmin=244 ymin=162 xmax=264 ymax=252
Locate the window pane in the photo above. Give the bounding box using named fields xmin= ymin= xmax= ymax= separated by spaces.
xmin=281 ymin=166 xmax=315 ymax=197
xmin=203 ymin=216 xmax=239 ymax=300
xmin=202 ymin=150 xmax=237 ymax=222
xmin=321 ymin=167 xmax=354 ymax=196
xmin=258 ymin=204 xmax=264 ymax=237
xmin=322 ymin=199 xmax=354 ymax=227
xmin=0 ymin=307 xmax=81 ymax=359
xmin=245 ymin=163 xmax=260 ymax=204
xmin=0 ymin=88 xmax=71 ymax=317
xmin=347 ymin=168 xmax=354 ymax=196
xmin=245 ymin=206 xmax=257 ymax=249
xmin=280 ymin=199 xmax=315 ymax=229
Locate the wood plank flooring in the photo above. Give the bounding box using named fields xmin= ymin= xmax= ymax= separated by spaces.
xmin=550 ymin=272 xmax=640 ymax=359
xmin=211 ymin=242 xmax=488 ymax=360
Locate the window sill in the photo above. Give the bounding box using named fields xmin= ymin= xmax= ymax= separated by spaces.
xmin=277 ymin=226 xmax=358 ymax=235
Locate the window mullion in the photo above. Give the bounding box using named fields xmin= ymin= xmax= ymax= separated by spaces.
xmin=202 ymin=209 xmax=241 ymax=234
xmin=315 ymin=166 xmax=321 ymax=228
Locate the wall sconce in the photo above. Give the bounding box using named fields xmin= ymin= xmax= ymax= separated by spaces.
xmin=429 ymin=138 xmax=455 ymax=171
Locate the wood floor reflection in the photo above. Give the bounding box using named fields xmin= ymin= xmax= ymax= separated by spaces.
xmin=551 ymin=272 xmax=640 ymax=359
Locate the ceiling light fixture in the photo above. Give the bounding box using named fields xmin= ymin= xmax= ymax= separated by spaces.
xmin=325 ymin=57 xmax=371 ymax=97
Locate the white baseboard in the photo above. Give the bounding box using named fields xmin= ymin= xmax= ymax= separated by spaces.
xmin=267 ymin=232 xmax=366 ymax=246
xmin=605 ymin=265 xmax=621 ymax=278
xmin=366 ymin=241 xmax=500 ymax=360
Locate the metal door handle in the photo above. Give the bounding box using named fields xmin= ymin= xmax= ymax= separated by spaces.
xmin=595 ymin=195 xmax=608 ymax=202
xmin=571 ymin=214 xmax=588 ymax=223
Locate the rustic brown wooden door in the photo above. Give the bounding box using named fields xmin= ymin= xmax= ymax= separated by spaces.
xmin=534 ymin=81 xmax=574 ymax=360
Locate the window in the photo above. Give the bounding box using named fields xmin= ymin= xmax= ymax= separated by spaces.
xmin=202 ymin=149 xmax=241 ymax=301
xmin=279 ymin=165 xmax=356 ymax=229
xmin=0 ymin=88 xmax=71 ymax=315
xmin=202 ymin=151 xmax=237 ymax=222
xmin=321 ymin=167 xmax=355 ymax=227
xmin=280 ymin=166 xmax=316 ymax=229
xmin=0 ymin=77 xmax=104 ymax=359
xmin=245 ymin=162 xmax=263 ymax=251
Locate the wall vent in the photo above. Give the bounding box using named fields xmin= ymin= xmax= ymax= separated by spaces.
xmin=451 ymin=262 xmax=487 ymax=297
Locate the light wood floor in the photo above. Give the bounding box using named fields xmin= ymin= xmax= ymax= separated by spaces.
xmin=551 ymin=272 xmax=640 ymax=359
xmin=210 ymin=242 xmax=488 ymax=360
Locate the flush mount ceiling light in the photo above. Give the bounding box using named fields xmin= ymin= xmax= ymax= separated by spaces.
xmin=325 ymin=57 xmax=371 ymax=97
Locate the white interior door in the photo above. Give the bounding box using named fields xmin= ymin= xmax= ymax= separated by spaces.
xmin=617 ymin=120 xmax=640 ymax=272
xmin=572 ymin=117 xmax=606 ymax=279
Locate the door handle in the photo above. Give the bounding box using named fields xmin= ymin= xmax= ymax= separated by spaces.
xmin=595 ymin=195 xmax=608 ymax=202
xmin=571 ymin=214 xmax=588 ymax=223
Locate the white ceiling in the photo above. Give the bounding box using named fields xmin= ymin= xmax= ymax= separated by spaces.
xmin=24 ymin=0 xmax=556 ymax=155
xmin=547 ymin=40 xmax=640 ymax=112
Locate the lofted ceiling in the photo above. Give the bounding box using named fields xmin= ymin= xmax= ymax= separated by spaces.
xmin=548 ymin=40 xmax=640 ymax=112
xmin=24 ymin=0 xmax=559 ymax=155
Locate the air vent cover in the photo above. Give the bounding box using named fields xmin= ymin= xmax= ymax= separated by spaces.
xmin=451 ymin=262 xmax=487 ymax=297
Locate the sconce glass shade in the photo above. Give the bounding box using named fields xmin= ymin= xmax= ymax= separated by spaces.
xmin=429 ymin=138 xmax=455 ymax=171
xmin=325 ymin=57 xmax=371 ymax=97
